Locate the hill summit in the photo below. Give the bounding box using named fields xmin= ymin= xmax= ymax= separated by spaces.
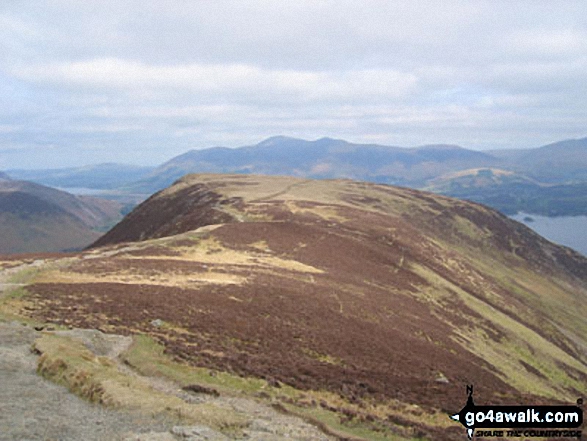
xmin=16 ymin=174 xmax=587 ymax=440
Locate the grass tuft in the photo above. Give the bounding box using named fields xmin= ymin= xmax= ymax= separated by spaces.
xmin=34 ymin=333 xmax=249 ymax=432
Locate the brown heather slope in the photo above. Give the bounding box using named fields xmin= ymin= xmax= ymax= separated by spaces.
xmin=8 ymin=174 xmax=587 ymax=440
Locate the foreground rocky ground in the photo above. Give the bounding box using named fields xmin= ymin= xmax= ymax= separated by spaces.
xmin=0 ymin=320 xmax=169 ymax=441
xmin=0 ymin=262 xmax=334 ymax=441
xmin=0 ymin=319 xmax=335 ymax=441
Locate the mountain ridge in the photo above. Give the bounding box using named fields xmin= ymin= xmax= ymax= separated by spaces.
xmin=129 ymin=137 xmax=502 ymax=194
xmin=7 ymin=135 xmax=587 ymax=220
xmin=6 ymin=173 xmax=587 ymax=440
xmin=94 ymin=173 xmax=587 ymax=281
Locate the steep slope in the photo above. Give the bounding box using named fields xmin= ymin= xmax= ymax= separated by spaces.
xmin=11 ymin=174 xmax=587 ymax=440
xmin=0 ymin=191 xmax=103 ymax=254
xmin=129 ymin=136 xmax=500 ymax=194
xmin=0 ymin=181 xmax=124 ymax=253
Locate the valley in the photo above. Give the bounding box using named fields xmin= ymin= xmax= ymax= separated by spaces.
xmin=0 ymin=180 xmax=125 ymax=254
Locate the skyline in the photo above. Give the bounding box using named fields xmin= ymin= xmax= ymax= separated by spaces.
xmin=2 ymin=1 xmax=587 ymax=168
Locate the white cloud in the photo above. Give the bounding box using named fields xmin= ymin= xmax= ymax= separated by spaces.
xmin=509 ymin=29 xmax=587 ymax=58
xmin=12 ymin=58 xmax=418 ymax=104
xmin=1 ymin=0 xmax=587 ymax=167
xmin=0 ymin=124 xmax=22 ymax=133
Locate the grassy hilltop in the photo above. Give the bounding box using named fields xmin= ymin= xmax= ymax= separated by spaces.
xmin=2 ymin=174 xmax=585 ymax=440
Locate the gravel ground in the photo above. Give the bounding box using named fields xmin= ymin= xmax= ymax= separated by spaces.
xmin=0 ymin=320 xmax=175 ymax=441
xmin=0 ymin=321 xmax=334 ymax=441
xmin=0 ymin=261 xmax=334 ymax=441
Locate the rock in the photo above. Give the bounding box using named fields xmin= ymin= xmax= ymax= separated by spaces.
xmin=151 ymin=319 xmax=164 ymax=328
xmin=435 ymin=373 xmax=450 ymax=384
xmin=124 ymin=432 xmax=176 ymax=441
xmin=171 ymin=425 xmax=230 ymax=440
xmin=181 ymin=384 xmax=220 ymax=397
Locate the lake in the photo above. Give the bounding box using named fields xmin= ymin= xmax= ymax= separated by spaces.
xmin=58 ymin=187 xmax=110 ymax=195
xmin=509 ymin=213 xmax=587 ymax=257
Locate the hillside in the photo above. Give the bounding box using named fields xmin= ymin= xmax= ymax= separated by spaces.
xmin=0 ymin=180 xmax=124 ymax=254
xmin=425 ymin=168 xmax=587 ymax=216
xmin=5 ymin=174 xmax=585 ymax=440
xmin=513 ymin=137 xmax=587 ymax=183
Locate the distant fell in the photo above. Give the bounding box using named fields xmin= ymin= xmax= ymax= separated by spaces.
xmin=427 ymin=168 xmax=587 ymax=216
xmin=514 ymin=137 xmax=587 ymax=182
xmin=9 ymin=135 xmax=587 ymax=219
xmin=0 ymin=180 xmax=124 ymax=254
xmin=8 ymin=163 xmax=154 ymax=190
xmin=129 ymin=136 xmax=500 ymax=194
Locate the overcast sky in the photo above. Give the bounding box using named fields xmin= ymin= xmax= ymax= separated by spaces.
xmin=1 ymin=1 xmax=587 ymax=168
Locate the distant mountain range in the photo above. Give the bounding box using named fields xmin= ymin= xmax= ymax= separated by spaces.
xmin=0 ymin=180 xmax=124 ymax=254
xmin=4 ymin=136 xmax=587 ymax=217
xmin=494 ymin=137 xmax=587 ymax=183
xmin=128 ymin=136 xmax=587 ymax=216
xmin=129 ymin=136 xmax=499 ymax=192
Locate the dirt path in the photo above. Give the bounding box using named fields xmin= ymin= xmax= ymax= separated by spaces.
xmin=51 ymin=328 xmax=335 ymax=441
xmin=0 ymin=321 xmax=175 ymax=441
xmin=0 ymin=263 xmax=336 ymax=441
xmin=0 ymin=261 xmax=172 ymax=439
xmin=249 ymin=181 xmax=310 ymax=203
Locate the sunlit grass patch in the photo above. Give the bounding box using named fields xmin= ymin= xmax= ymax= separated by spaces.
xmin=122 ymin=334 xmax=447 ymax=441
xmin=285 ymin=201 xmax=349 ymax=222
xmin=0 ymin=286 xmax=39 ymax=323
xmin=140 ymin=236 xmax=326 ymax=274
xmin=35 ymin=268 xmax=247 ymax=287
xmin=7 ymin=266 xmax=42 ymax=284
xmin=122 ymin=334 xmax=270 ymax=395
xmin=34 ymin=333 xmax=248 ymax=432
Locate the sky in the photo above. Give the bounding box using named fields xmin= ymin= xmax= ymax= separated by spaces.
xmin=1 ymin=1 xmax=587 ymax=168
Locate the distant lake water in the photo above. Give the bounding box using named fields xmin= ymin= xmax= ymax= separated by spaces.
xmin=509 ymin=213 xmax=587 ymax=257
xmin=58 ymin=187 xmax=109 ymax=195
